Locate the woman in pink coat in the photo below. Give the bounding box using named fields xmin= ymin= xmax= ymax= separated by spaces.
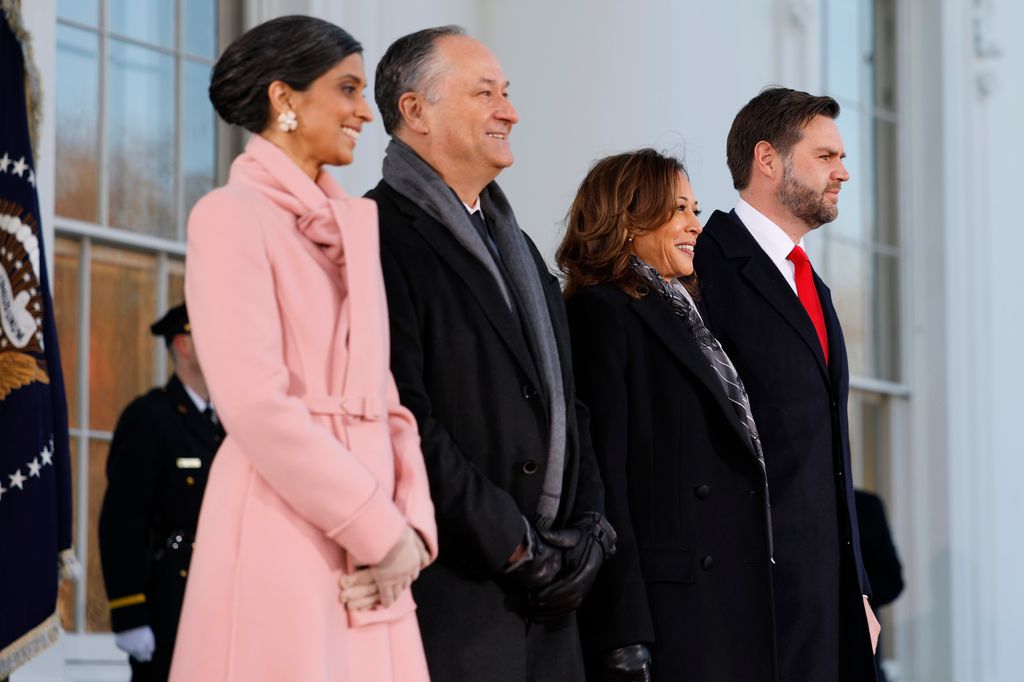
xmin=169 ymin=16 xmax=437 ymax=682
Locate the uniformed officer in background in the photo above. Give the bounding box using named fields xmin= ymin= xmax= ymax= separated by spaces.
xmin=98 ymin=303 xmax=223 ymax=682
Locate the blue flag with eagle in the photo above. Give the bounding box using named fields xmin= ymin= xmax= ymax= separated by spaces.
xmin=0 ymin=1 xmax=75 ymax=677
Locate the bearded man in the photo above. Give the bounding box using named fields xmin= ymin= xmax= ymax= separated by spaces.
xmin=694 ymin=87 xmax=880 ymax=682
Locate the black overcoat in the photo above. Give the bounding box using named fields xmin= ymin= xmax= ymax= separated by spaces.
xmin=98 ymin=375 xmax=223 ymax=682
xmin=566 ymin=283 xmax=777 ymax=680
xmin=368 ymin=179 xmax=604 ymax=682
xmin=694 ymin=209 xmax=876 ymax=681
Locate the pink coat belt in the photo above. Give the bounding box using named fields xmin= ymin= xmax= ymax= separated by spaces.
xmin=302 ymin=394 xmax=385 ymax=422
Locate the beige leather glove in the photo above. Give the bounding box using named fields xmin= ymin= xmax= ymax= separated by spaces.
xmin=413 ymin=528 xmax=430 ymax=568
xmin=338 ymin=568 xmax=379 ymax=611
xmin=370 ymin=526 xmax=423 ymax=608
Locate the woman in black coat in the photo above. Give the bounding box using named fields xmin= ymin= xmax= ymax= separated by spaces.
xmin=556 ymin=149 xmax=777 ymax=681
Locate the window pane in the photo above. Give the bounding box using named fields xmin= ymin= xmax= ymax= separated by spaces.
xmin=89 ymin=246 xmax=158 ymax=432
xmin=185 ymin=0 xmax=218 ymax=59
xmin=167 ymin=260 xmax=186 ymax=381
xmin=108 ymin=0 xmax=175 ymax=49
xmin=873 ymin=0 xmax=898 ymax=114
xmin=168 ymin=258 xmax=185 ymax=305
xmin=872 ymin=252 xmax=900 ymax=382
xmin=53 ymin=237 xmax=81 ymax=428
xmin=849 ymin=392 xmax=886 ymax=490
xmin=107 ymin=40 xmax=176 ymax=237
xmin=86 ymin=438 xmax=113 ymax=632
xmin=56 ymin=26 xmax=100 ymax=222
xmin=825 ymin=239 xmax=870 ymax=377
xmin=58 ymin=0 xmax=99 ymax=26
xmin=183 ymin=60 xmax=217 ymax=224
xmin=873 ymin=119 xmax=899 ymax=248
xmin=825 ymin=0 xmax=863 ymax=106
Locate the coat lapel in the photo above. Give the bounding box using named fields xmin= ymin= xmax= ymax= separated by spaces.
xmin=816 ymin=275 xmax=846 ymax=392
xmin=387 ymin=186 xmax=541 ymax=387
xmin=628 ymin=295 xmax=758 ymax=458
xmin=710 ymin=210 xmax=830 ymax=383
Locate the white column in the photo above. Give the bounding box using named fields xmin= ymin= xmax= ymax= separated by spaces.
xmin=970 ymin=0 xmax=1024 ymax=679
xmin=899 ymin=0 xmax=1024 ymax=679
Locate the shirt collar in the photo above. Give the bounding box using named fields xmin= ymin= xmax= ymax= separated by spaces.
xmin=734 ymin=197 xmax=804 ymax=261
xmin=462 ymin=198 xmax=482 ymax=216
xmin=181 ymin=381 xmax=210 ymax=414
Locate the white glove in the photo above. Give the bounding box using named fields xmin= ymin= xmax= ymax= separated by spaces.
xmin=114 ymin=625 xmax=155 ymax=662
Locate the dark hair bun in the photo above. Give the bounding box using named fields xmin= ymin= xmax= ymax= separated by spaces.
xmin=209 ymin=15 xmax=362 ymax=133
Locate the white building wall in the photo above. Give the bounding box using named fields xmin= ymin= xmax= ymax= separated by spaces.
xmin=12 ymin=0 xmax=1024 ymax=680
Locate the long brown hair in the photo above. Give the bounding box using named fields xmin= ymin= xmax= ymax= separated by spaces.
xmin=557 ymin=148 xmax=685 ymax=299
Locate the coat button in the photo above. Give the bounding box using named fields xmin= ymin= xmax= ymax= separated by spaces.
xmin=701 ymin=555 xmax=714 ymax=571
xmin=522 ymin=384 xmax=537 ymax=399
xmin=185 ymin=476 xmax=195 ymax=486
xmin=694 ymin=484 xmax=711 ymax=499
xmin=179 ymin=569 xmax=188 ymax=578
xmin=521 ymin=460 xmax=539 ymax=475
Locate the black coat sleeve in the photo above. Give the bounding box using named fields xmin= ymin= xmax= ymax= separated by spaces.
xmin=98 ymin=398 xmax=161 ymax=632
xmin=380 ymin=245 xmax=527 ymax=575
xmin=855 ymin=490 xmax=904 ymax=607
xmin=568 ymin=395 xmax=605 ymax=522
xmin=568 ymin=289 xmax=656 ymax=650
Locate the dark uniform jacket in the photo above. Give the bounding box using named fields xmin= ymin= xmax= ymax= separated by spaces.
xmin=367 ymin=179 xmax=604 ymax=682
xmin=98 ymin=375 xmax=223 ymax=682
xmin=567 ymin=284 xmax=778 ymax=680
xmin=694 ymin=209 xmax=876 ymax=681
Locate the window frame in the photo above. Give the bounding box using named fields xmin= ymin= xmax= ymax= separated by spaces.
xmin=53 ymin=0 xmax=236 ymax=633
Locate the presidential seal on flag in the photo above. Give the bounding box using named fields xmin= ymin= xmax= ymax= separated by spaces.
xmin=1 ymin=199 xmax=50 ymax=399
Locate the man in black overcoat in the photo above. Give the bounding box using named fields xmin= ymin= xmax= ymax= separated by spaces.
xmin=693 ymin=87 xmax=880 ymax=681
xmin=367 ymin=26 xmax=612 ymax=682
xmin=98 ymin=304 xmax=223 ymax=682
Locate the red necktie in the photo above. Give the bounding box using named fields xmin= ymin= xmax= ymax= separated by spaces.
xmin=787 ymin=246 xmax=829 ymax=364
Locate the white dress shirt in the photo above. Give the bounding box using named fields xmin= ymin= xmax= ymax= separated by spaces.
xmin=733 ymin=198 xmax=803 ymax=295
xmin=182 ymin=381 xmax=215 ymax=422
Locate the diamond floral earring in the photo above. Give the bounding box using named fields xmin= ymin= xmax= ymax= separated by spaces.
xmin=277 ymin=110 xmax=298 ymax=132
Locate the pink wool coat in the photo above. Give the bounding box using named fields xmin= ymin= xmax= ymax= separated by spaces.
xmin=169 ymin=135 xmax=437 ymax=682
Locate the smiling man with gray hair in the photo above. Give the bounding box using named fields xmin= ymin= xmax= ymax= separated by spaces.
xmin=365 ymin=26 xmax=614 ymax=681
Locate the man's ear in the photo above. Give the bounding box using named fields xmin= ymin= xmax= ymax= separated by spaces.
xmin=753 ymin=140 xmax=779 ymax=181
xmin=398 ymin=92 xmax=430 ymax=135
xmin=171 ymin=334 xmax=192 ymax=360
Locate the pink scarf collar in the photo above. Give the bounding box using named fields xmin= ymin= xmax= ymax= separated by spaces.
xmin=230 ymin=134 xmax=366 ymax=266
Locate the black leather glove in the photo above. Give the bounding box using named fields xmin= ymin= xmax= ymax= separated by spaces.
xmin=531 ymin=512 xmax=617 ymax=618
xmin=508 ymin=524 xmax=563 ymax=591
xmin=600 ymin=644 xmax=653 ymax=682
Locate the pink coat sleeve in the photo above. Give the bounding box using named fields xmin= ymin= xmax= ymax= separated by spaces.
xmin=386 ymin=375 xmax=438 ymax=560
xmin=185 ymin=188 xmax=407 ymax=565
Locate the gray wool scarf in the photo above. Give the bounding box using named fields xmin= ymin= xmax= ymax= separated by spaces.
xmin=382 ymin=138 xmax=567 ymax=528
